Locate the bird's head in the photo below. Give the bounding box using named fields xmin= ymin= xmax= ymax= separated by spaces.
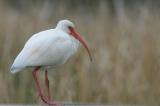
xmin=56 ymin=20 xmax=92 ymax=61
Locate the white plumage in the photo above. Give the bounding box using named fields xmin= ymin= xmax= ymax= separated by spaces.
xmin=11 ymin=20 xmax=79 ymax=73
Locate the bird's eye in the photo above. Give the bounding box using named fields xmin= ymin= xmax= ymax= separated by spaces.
xmin=68 ymin=26 xmax=74 ymax=35
xmin=68 ymin=26 xmax=72 ymax=30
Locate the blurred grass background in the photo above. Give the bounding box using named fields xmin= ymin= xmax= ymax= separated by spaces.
xmin=0 ymin=0 xmax=160 ymax=105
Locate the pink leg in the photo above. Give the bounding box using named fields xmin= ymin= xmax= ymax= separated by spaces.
xmin=45 ymin=70 xmax=51 ymax=103
xmin=32 ymin=67 xmax=57 ymax=105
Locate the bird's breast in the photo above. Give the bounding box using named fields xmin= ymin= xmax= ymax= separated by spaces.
xmin=47 ymin=36 xmax=79 ymax=66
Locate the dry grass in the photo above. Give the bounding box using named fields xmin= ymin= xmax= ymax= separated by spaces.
xmin=0 ymin=1 xmax=160 ymax=105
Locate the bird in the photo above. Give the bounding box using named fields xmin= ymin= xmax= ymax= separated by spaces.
xmin=10 ymin=19 xmax=92 ymax=106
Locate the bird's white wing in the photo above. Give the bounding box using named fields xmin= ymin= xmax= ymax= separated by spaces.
xmin=11 ymin=29 xmax=75 ymax=73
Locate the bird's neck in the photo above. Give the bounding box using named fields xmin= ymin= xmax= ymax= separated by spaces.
xmin=70 ymin=36 xmax=79 ymax=53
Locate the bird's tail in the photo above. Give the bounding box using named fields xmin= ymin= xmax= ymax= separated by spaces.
xmin=10 ymin=65 xmax=24 ymax=74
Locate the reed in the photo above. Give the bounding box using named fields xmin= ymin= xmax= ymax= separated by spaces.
xmin=0 ymin=1 xmax=160 ymax=105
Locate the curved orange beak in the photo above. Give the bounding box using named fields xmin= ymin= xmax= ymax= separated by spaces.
xmin=69 ymin=27 xmax=92 ymax=61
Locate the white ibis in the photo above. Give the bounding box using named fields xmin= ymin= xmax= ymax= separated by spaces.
xmin=10 ymin=20 xmax=92 ymax=106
